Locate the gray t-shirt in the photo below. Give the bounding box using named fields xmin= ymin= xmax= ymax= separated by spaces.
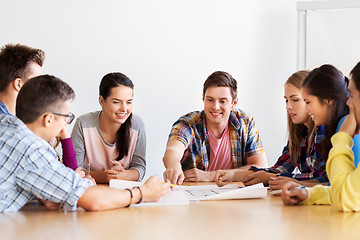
xmin=71 ymin=111 xmax=146 ymax=180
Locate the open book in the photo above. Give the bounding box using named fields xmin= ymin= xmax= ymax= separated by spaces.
xmin=109 ymin=180 xmax=267 ymax=206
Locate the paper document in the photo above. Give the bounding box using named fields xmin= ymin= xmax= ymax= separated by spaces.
xmin=174 ymin=184 xmax=238 ymax=201
xmin=174 ymin=183 xmax=267 ymax=201
xmin=110 ymin=180 xmax=267 ymax=204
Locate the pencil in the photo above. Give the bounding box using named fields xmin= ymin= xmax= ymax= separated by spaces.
xmin=270 ymin=185 xmax=306 ymax=195
xmin=159 ymin=182 xmax=178 ymax=187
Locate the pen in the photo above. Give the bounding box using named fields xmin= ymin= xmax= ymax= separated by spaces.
xmin=159 ymin=182 xmax=178 ymax=187
xmin=270 ymin=185 xmax=306 ymax=195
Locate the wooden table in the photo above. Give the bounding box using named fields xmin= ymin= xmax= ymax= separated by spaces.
xmin=2 ymin=185 xmax=360 ymax=240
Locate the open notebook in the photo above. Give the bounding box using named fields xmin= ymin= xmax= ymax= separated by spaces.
xmin=109 ymin=180 xmax=267 ymax=206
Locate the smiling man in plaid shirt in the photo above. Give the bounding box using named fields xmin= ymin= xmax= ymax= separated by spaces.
xmin=162 ymin=71 xmax=268 ymax=185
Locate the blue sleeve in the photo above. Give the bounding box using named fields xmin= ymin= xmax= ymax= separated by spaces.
xmin=315 ymin=175 xmax=329 ymax=183
xmin=336 ymin=116 xmax=360 ymax=168
xmin=16 ymin=146 xmax=93 ymax=211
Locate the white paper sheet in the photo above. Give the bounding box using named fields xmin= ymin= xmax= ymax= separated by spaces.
xmin=109 ymin=180 xmax=266 ymax=204
xmin=174 ymin=183 xmax=267 ymax=201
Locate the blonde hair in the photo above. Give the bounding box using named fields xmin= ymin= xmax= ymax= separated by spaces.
xmin=285 ymin=70 xmax=314 ymax=163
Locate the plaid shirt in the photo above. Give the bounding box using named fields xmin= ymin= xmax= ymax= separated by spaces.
xmin=0 ymin=101 xmax=11 ymax=116
xmin=249 ymin=125 xmax=327 ymax=181
xmin=168 ymin=109 xmax=264 ymax=171
xmin=0 ymin=115 xmax=93 ymax=212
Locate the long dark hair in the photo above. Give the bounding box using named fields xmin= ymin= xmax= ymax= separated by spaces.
xmin=99 ymin=72 xmax=134 ymax=161
xmin=302 ymin=64 xmax=349 ymax=169
xmin=350 ymin=62 xmax=360 ymax=91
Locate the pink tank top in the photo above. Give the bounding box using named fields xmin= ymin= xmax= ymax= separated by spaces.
xmin=207 ymin=124 xmax=233 ymax=171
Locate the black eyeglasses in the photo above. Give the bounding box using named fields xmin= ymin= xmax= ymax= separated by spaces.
xmin=52 ymin=112 xmax=75 ymax=124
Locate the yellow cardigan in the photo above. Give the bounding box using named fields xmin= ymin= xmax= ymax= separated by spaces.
xmin=301 ymin=132 xmax=360 ymax=212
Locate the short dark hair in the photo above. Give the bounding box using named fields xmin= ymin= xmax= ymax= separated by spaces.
xmin=0 ymin=43 xmax=45 ymax=92
xmin=350 ymin=61 xmax=360 ymax=91
xmin=203 ymin=71 xmax=237 ymax=100
xmin=16 ymin=75 xmax=75 ymax=123
xmin=100 ymin=72 xmax=134 ymax=161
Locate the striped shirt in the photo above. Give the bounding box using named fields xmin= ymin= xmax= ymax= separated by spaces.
xmin=0 ymin=115 xmax=93 ymax=212
xmin=168 ymin=109 xmax=264 ymax=171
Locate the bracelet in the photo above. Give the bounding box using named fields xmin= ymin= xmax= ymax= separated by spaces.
xmin=125 ymin=188 xmax=133 ymax=208
xmin=133 ymin=186 xmax=143 ymax=204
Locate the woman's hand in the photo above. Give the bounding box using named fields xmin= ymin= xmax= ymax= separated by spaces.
xmin=339 ymin=102 xmax=359 ymax=138
xmin=244 ymin=171 xmax=276 ymax=186
xmin=269 ymin=176 xmax=298 ymax=190
xmin=56 ymin=127 xmax=71 ymax=140
xmin=105 ymin=160 xmax=125 ymax=180
xmin=281 ymin=181 xmax=308 ymax=205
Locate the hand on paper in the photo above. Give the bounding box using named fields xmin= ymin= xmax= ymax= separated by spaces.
xmin=244 ymin=171 xmax=277 ymax=186
xmin=215 ymin=170 xmax=234 ymax=187
xmin=269 ymin=176 xmax=298 ymax=190
xmin=141 ymin=176 xmax=172 ymax=202
xmin=339 ymin=102 xmax=360 ymax=138
xmin=184 ymin=168 xmax=215 ymax=182
xmin=215 ymin=169 xmax=255 ymax=187
xmin=163 ymin=165 xmax=185 ymax=185
xmin=281 ymin=181 xmax=308 ymax=205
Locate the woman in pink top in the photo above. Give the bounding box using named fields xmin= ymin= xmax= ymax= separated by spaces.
xmin=72 ymin=72 xmax=146 ymax=183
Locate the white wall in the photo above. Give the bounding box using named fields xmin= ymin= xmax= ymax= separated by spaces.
xmin=307 ymin=8 xmax=360 ymax=74
xmin=1 ymin=0 xmax=301 ymax=179
xmin=297 ymin=1 xmax=360 ymax=74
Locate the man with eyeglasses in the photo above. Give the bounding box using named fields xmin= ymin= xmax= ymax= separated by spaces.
xmin=0 ymin=75 xmax=171 ymax=212
xmin=52 ymin=112 xmax=75 ymax=124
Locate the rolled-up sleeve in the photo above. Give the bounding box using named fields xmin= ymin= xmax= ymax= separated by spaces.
xmin=16 ymin=147 xmax=93 ymax=211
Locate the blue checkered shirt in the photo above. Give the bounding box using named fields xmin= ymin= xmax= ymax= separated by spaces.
xmin=0 ymin=115 xmax=93 ymax=212
xmin=0 ymin=101 xmax=11 ymax=116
